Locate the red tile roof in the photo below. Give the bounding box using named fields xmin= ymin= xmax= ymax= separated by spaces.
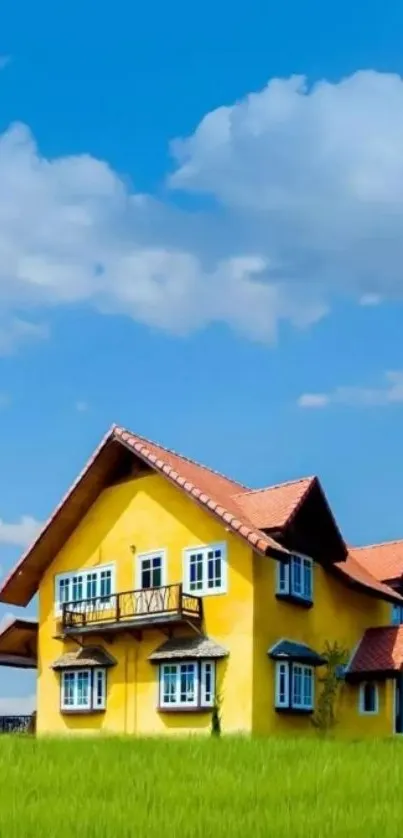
xmin=0 ymin=424 xmax=399 ymax=608
xmin=348 ymin=626 xmax=403 ymax=675
xmin=351 ymin=541 xmax=403 ymax=583
xmin=232 ymin=477 xmax=315 ymax=529
xmin=334 ymin=553 xmax=403 ymax=604
xmin=0 ymin=425 xmax=290 ymax=606
xmin=114 ymin=427 xmax=287 ymax=557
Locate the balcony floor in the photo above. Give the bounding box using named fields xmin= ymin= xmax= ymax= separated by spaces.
xmin=62 ymin=610 xmax=201 ymax=637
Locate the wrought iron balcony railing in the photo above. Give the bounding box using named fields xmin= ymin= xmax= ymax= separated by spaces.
xmin=62 ymin=583 xmax=202 ymax=632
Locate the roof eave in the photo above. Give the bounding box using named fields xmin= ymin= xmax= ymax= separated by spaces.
xmin=331 ymin=565 xmax=403 ymax=604
xmin=0 ymin=425 xmax=290 ymax=607
xmin=345 ymin=668 xmax=399 ymax=683
xmin=116 ymin=430 xmax=289 ymax=561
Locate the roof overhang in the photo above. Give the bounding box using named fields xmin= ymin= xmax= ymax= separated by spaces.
xmin=0 ymin=618 xmax=38 ymax=668
xmin=331 ymin=556 xmax=403 ymax=605
xmin=345 ymin=669 xmax=399 ymax=683
xmin=0 ymin=425 xmax=289 ymax=607
xmin=265 ymin=477 xmax=348 ymax=566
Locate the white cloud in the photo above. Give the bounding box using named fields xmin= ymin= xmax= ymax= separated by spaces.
xmin=297 ymin=393 xmax=330 ymax=409
xmin=298 ymin=370 xmax=403 ymax=409
xmin=2 ymin=71 xmax=403 ymax=345
xmin=0 ymin=318 xmax=48 ymax=354
xmin=360 ymin=293 xmax=383 ymax=307
xmin=0 ymin=612 xmax=15 ymax=633
xmin=0 ymin=695 xmax=36 ymax=714
xmin=0 ymin=515 xmax=42 ymax=547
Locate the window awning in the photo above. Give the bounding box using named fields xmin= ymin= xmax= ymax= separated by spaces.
xmin=149 ymin=635 xmax=228 ymax=663
xmin=268 ymin=639 xmax=325 ymax=666
xmin=52 ymin=646 xmax=117 ymax=670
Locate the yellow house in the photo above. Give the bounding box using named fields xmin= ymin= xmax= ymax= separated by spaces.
xmin=1 ymin=423 xmax=403 ymax=737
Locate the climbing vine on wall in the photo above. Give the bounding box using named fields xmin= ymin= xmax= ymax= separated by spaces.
xmin=311 ymin=641 xmax=349 ymax=734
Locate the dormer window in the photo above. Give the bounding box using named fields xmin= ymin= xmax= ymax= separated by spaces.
xmin=276 ymin=555 xmax=313 ymax=606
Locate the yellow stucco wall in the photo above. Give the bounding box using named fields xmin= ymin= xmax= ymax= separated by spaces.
xmin=252 ymin=553 xmax=394 ymax=737
xmin=36 ymin=469 xmax=396 ymax=738
xmin=37 ymin=473 xmax=254 ymax=736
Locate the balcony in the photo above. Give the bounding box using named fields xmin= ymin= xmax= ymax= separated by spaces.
xmin=61 ymin=583 xmax=203 ymax=637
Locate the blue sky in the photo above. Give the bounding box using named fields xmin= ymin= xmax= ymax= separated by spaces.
xmin=1 ymin=0 xmax=403 ymax=708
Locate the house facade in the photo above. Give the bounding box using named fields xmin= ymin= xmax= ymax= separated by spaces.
xmin=0 ymin=424 xmax=402 ymax=737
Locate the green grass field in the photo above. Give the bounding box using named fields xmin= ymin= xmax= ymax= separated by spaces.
xmin=0 ymin=736 xmax=402 ymax=837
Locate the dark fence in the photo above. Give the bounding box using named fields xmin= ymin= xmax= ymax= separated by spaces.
xmin=0 ymin=715 xmax=33 ymax=733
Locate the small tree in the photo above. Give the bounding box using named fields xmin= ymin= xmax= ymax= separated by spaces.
xmin=211 ymin=690 xmax=222 ymax=737
xmin=311 ymin=641 xmax=349 ymax=735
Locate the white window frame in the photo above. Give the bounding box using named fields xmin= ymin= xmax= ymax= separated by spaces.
xmin=359 ymin=681 xmax=379 ymax=715
xmin=275 ymin=661 xmax=290 ymax=708
xmin=54 ymin=564 xmax=116 ymax=617
xmin=93 ymin=668 xmax=107 ymax=710
xmin=200 ymin=661 xmax=215 ymax=707
xmin=60 ymin=667 xmax=107 ymax=712
xmin=276 ymin=555 xmax=313 ymax=603
xmin=158 ymin=660 xmax=216 ymax=709
xmin=136 ymin=549 xmax=167 ymax=590
xmin=274 ymin=661 xmax=314 ymax=710
xmin=183 ymin=543 xmax=227 ymax=597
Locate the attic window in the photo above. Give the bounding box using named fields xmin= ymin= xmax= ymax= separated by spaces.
xmin=276 ymin=555 xmax=313 ymax=606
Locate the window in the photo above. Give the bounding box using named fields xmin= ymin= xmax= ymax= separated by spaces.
xmin=274 ymin=661 xmax=314 ymax=711
xmin=55 ymin=565 xmax=115 ymax=615
xmin=201 ymin=662 xmax=215 ymax=706
xmin=137 ymin=551 xmax=166 ymax=589
xmin=276 ymin=555 xmax=313 ymax=603
xmin=183 ymin=544 xmax=227 ymax=596
xmin=159 ymin=661 xmax=216 ymax=709
xmin=60 ymin=668 xmax=106 ymax=712
xmin=392 ymin=604 xmax=403 ymax=625
xmin=275 ymin=662 xmax=289 ymax=708
xmin=359 ymin=682 xmax=379 ymax=715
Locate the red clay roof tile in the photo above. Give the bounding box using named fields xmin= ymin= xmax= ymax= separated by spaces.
xmin=0 ymin=425 xmax=290 ymax=606
xmin=115 ymin=427 xmax=287 ymax=557
xmin=348 ymin=626 xmax=403 ymax=675
xmin=351 ymin=541 xmax=403 ymax=583
xmin=232 ymin=477 xmax=315 ymax=529
xmin=334 ymin=553 xmax=403 ymax=603
xmin=0 ymin=424 xmax=399 ymax=608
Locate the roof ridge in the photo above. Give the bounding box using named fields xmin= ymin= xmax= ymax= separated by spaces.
xmin=354 ymin=539 xmax=403 ymax=551
xmin=115 ymin=426 xmax=249 ymax=490
xmin=231 ymin=475 xmax=315 ymax=498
